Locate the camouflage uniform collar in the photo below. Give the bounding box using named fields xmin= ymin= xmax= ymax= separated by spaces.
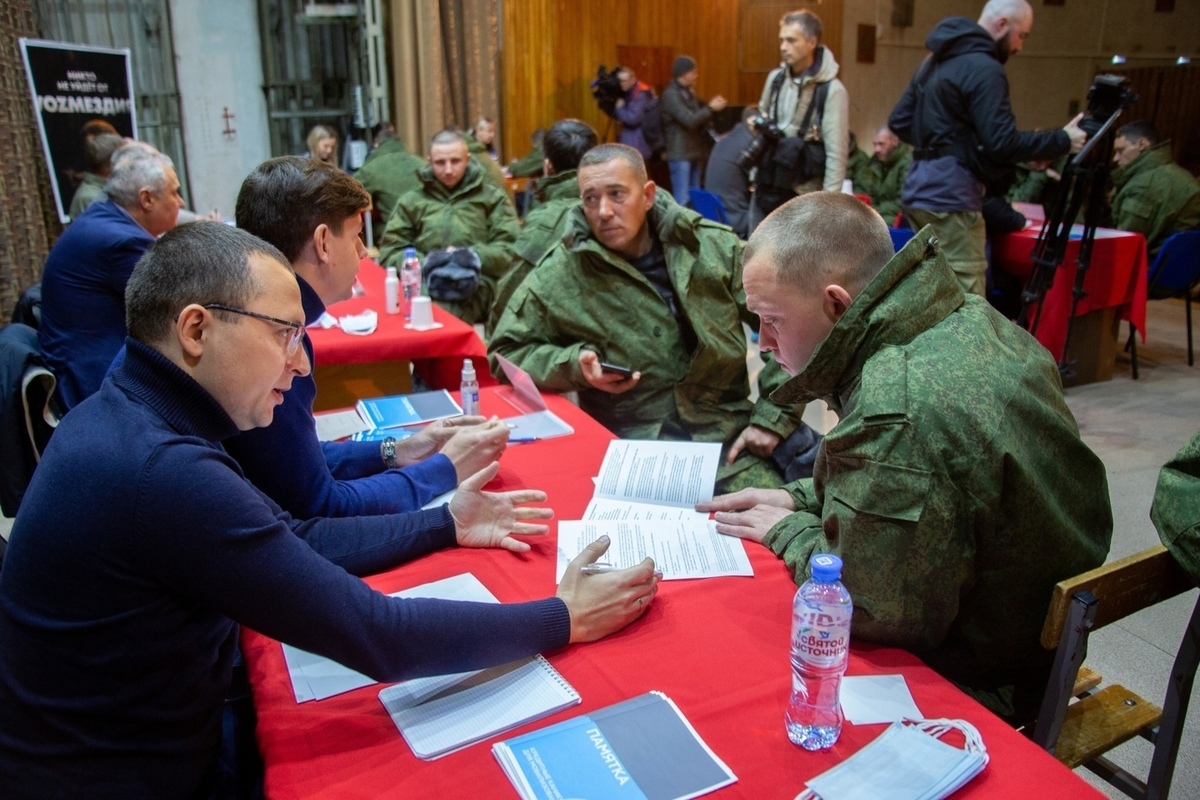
xmin=1112 ymin=139 xmax=1174 ymax=189
xmin=534 ymin=170 xmax=579 ymax=203
xmin=417 ymin=159 xmax=485 ymax=199
xmin=562 ymin=191 xmax=699 ymax=256
xmin=769 ymin=226 xmax=965 ymax=411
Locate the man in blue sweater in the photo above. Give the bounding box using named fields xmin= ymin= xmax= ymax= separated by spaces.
xmin=0 ymin=222 xmax=659 ymax=798
xmin=228 ymin=157 xmax=509 ymax=517
xmin=39 ymin=145 xmax=185 ymax=410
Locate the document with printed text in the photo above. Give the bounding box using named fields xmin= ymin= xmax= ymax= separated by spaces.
xmin=555 ymin=519 xmax=752 ymax=582
xmin=594 ymin=440 xmax=722 ymax=508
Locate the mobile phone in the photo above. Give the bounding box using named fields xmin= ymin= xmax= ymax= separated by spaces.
xmin=599 ymin=362 xmax=634 ymax=379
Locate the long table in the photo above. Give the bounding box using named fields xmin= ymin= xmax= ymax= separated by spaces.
xmin=241 ymin=388 xmax=1103 ymax=799
xmin=994 ymin=205 xmax=1148 ymax=366
xmin=306 ymin=258 xmax=496 ymax=409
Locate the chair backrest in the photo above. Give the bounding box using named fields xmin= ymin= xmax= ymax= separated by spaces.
xmin=1146 ymin=230 xmax=1200 ymax=296
xmin=1039 ymin=545 xmax=1193 ymax=649
xmin=888 ymin=226 xmax=916 ymax=252
xmin=689 ymin=190 xmax=729 ymax=225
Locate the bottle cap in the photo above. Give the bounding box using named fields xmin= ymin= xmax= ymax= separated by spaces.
xmin=809 ymin=553 xmax=843 ymax=582
xmin=404 ymin=246 xmax=416 ymax=258
xmin=461 ymin=358 xmax=476 ymax=379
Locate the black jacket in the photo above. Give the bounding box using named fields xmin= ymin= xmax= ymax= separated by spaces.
xmin=889 ymin=17 xmax=1068 ymax=176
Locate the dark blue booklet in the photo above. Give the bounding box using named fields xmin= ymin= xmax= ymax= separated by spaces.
xmin=492 ymin=691 xmax=736 ymax=800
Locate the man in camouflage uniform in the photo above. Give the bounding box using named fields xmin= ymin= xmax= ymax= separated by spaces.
xmin=379 ymin=131 xmax=521 ymax=325
xmin=699 ymin=193 xmax=1112 ymax=722
xmin=353 ymin=124 xmax=427 ymax=220
xmin=854 ymin=126 xmax=911 ymax=223
xmin=487 ymin=119 xmax=597 ymax=335
xmin=490 ymin=144 xmax=806 ymax=492
xmin=1110 ymin=120 xmax=1200 ymax=259
xmin=1152 ymin=431 xmax=1200 ymax=586
xmin=507 ymin=129 xmax=546 ymax=179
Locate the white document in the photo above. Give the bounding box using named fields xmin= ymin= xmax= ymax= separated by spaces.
xmin=555 ymin=519 xmax=753 ymax=582
xmin=582 ymin=497 xmax=708 ymax=522
xmin=282 ymin=573 xmax=497 ymax=703
xmin=840 ymin=674 xmax=924 ymax=726
xmin=313 ymin=408 xmax=371 ymax=442
xmin=594 ymin=440 xmax=722 ymax=508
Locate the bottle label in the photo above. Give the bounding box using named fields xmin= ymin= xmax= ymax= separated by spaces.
xmin=792 ymin=609 xmax=849 ymax=668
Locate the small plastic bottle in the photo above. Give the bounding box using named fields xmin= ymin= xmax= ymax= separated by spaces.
xmin=384 ymin=266 xmax=400 ymax=315
xmin=460 ymin=359 xmax=479 ymax=416
xmin=786 ymin=553 xmax=853 ymax=750
xmin=401 ymin=247 xmax=422 ymax=320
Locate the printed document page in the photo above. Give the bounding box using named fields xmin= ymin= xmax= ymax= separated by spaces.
xmin=582 ymin=497 xmax=708 ymax=522
xmin=594 ymin=440 xmax=721 ymax=508
xmin=555 ymin=519 xmax=752 ymax=582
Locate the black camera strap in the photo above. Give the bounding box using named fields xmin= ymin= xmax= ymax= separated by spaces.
xmin=768 ymin=69 xmax=828 ymax=142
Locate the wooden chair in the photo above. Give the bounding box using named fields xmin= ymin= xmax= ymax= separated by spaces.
xmin=1032 ymin=545 xmax=1200 ymax=799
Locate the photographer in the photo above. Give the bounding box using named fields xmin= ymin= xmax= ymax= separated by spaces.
xmin=888 ymin=0 xmax=1086 ymax=297
xmin=596 ymin=67 xmax=658 ymax=161
xmin=751 ymin=9 xmax=848 ymax=222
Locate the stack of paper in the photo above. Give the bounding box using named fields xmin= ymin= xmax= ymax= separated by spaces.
xmin=557 ymin=440 xmax=753 ymax=581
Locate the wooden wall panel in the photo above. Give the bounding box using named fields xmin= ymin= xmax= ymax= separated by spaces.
xmin=500 ymin=0 xmax=845 ymax=159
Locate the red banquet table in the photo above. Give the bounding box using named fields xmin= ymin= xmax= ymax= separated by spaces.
xmin=994 ymin=204 xmax=1148 ymax=367
xmin=241 ymin=388 xmax=1103 ymax=799
xmin=305 ymin=258 xmax=496 ymax=409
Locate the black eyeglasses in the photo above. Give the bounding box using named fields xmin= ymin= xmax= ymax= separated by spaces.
xmin=203 ymin=303 xmax=305 ymax=355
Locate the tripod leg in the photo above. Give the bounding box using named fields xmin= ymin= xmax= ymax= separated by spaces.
xmin=1129 ymin=323 xmax=1138 ymax=380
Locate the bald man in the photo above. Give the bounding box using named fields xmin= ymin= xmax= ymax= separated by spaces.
xmin=889 ymin=0 xmax=1086 ymax=297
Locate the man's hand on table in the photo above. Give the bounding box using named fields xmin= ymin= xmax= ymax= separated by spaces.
xmin=579 ymin=350 xmax=640 ymax=394
xmin=725 ymin=424 xmax=782 ymax=463
xmin=393 ymin=415 xmax=487 ymax=466
xmin=448 ymin=462 xmax=552 ymax=553
xmin=696 ymin=488 xmax=796 ymax=545
xmin=440 ymin=419 xmax=510 ymax=482
xmin=557 ymin=536 xmax=659 ymax=643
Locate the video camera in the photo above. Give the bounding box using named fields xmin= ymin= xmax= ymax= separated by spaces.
xmin=736 ymin=115 xmax=785 ymax=170
xmin=1079 ymin=74 xmax=1137 ymax=139
xmin=591 ymin=66 xmax=624 ymax=113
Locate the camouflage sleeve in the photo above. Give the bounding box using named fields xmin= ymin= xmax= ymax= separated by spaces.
xmin=763 ymin=479 xmax=824 ymax=583
xmin=377 ymin=198 xmax=424 ymax=267
xmin=487 ymin=281 xmax=598 ymax=391
xmin=474 ymin=190 xmax=522 ymax=282
xmin=1151 ymin=430 xmax=1200 ymax=586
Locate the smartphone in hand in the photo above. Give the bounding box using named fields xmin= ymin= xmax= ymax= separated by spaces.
xmin=599 ymin=362 xmax=634 ymax=379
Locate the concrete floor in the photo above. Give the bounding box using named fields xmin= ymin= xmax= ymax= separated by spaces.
xmin=2 ymin=298 xmax=1197 ymax=797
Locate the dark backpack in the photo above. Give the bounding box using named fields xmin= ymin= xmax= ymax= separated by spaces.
xmin=640 ymin=94 xmax=666 ymax=155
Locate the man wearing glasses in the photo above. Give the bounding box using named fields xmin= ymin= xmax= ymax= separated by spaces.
xmin=0 ymin=222 xmax=658 ymax=798
xmin=227 ymin=156 xmax=510 ymax=520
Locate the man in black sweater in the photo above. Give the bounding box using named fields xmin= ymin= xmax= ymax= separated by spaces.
xmin=0 ymin=222 xmax=658 ymax=798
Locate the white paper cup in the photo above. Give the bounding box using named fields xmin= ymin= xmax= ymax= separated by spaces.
xmin=410 ymin=296 xmax=435 ymax=328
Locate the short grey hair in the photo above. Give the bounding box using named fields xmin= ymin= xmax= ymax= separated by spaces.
xmin=429 ymin=129 xmax=467 ymax=151
xmin=745 ymin=193 xmax=894 ymax=295
xmin=781 ymin=10 xmax=822 ymax=42
xmin=84 ymin=133 xmax=124 ymax=172
xmin=126 ymin=221 xmax=289 ymax=345
xmin=104 ymin=145 xmax=174 ymax=206
xmin=578 ymin=143 xmax=646 ymax=184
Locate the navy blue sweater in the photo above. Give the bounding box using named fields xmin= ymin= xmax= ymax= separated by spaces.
xmin=224 ymin=275 xmax=456 ymax=516
xmin=0 ymin=339 xmax=570 ymax=799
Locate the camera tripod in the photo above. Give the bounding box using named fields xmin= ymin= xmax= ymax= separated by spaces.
xmin=1016 ymin=101 xmax=1132 ymax=381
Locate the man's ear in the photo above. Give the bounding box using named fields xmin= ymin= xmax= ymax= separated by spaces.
xmin=822 ymin=284 xmax=854 ymax=324
xmin=175 ymin=304 xmax=209 ymax=361
xmin=644 ymin=180 xmax=657 ymax=207
xmin=542 ymin=157 xmax=554 ymax=176
xmin=311 ymin=223 xmax=332 ymax=266
xmin=138 ymin=186 xmax=155 ymax=212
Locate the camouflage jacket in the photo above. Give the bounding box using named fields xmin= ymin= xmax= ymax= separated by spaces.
xmin=854 ymin=144 xmax=911 ymax=221
xmin=763 ymin=227 xmax=1112 ymax=715
xmin=489 ymin=193 xmax=802 ymax=445
xmin=507 ymin=144 xmax=545 ymax=178
xmin=1152 ymin=430 xmax=1200 ymax=586
xmin=1111 ymin=141 xmax=1200 ymax=256
xmin=377 ymin=160 xmax=521 ymax=282
xmin=487 ymin=170 xmax=580 ymax=336
xmin=353 ymin=138 xmax=426 ymax=219
xmin=465 ymin=137 xmax=510 ymax=194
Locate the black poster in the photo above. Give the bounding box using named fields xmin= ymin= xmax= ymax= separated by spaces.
xmin=20 ymin=39 xmax=138 ymax=223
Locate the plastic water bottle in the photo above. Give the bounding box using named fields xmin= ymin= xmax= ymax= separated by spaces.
xmin=460 ymin=359 xmax=479 ymax=416
xmin=384 ymin=266 xmax=400 ymax=315
xmin=401 ymin=247 xmax=422 ymax=320
xmin=786 ymin=553 xmax=852 ymax=750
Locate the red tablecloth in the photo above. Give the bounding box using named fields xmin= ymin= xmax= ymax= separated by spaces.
xmin=307 ymin=258 xmax=496 ymax=390
xmin=241 ymin=388 xmax=1102 ymax=799
xmin=994 ymin=221 xmax=1148 ymax=363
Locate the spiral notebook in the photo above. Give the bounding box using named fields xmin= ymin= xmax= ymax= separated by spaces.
xmin=379 ymin=654 xmax=580 ymax=760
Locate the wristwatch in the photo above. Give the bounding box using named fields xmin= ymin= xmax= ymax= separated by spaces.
xmin=381 ymin=437 xmax=398 ymax=469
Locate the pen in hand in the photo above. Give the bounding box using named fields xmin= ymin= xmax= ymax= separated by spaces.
xmin=581 ymin=562 xmax=665 ymax=579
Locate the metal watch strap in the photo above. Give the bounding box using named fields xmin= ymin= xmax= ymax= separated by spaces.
xmin=380 ymin=437 xmax=398 ymax=469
